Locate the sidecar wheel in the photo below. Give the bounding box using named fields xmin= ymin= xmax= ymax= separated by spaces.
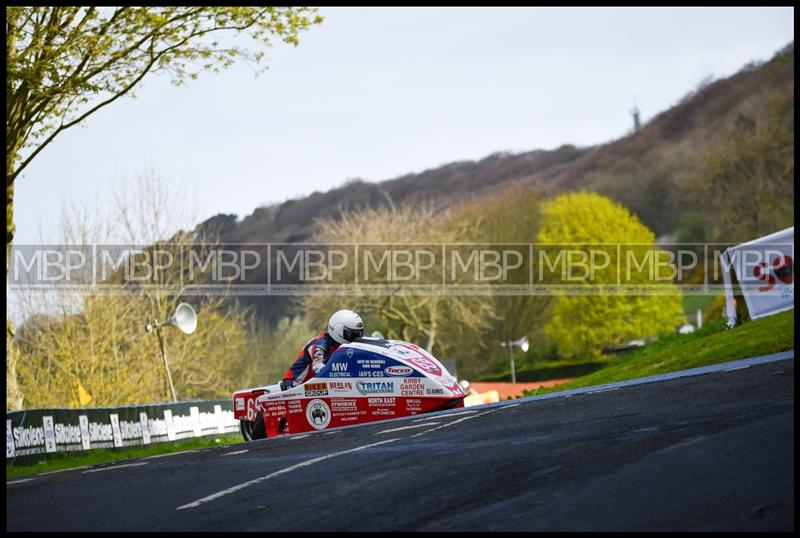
xmin=240 ymin=413 xmax=266 ymax=441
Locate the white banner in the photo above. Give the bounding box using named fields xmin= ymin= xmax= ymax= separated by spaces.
xmin=79 ymin=415 xmax=91 ymax=450
xmin=7 ymin=400 xmax=238 ymax=460
xmin=7 ymin=420 xmax=15 ymax=458
xmin=721 ymin=227 xmax=794 ymax=327
xmin=42 ymin=416 xmax=57 ymax=453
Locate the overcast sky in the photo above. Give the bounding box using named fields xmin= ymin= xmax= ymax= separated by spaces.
xmin=14 ymin=6 xmax=794 ymax=245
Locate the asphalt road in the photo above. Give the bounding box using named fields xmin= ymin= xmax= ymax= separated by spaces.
xmin=7 ymin=355 xmax=794 ymax=531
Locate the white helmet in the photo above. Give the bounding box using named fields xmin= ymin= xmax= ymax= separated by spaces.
xmin=328 ymin=309 xmax=364 ymax=344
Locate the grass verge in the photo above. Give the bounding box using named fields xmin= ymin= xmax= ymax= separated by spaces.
xmin=6 ymin=433 xmax=244 ymax=480
xmin=522 ymin=309 xmax=794 ymax=398
xmin=477 ymin=356 xmax=615 ymax=383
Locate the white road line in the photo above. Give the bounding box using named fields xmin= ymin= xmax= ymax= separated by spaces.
xmin=410 ymin=409 xmax=498 ymax=438
xmin=289 ymin=435 xmax=311 ymax=440
xmin=323 ymin=431 xmax=341 ymax=435
xmin=725 ymin=365 xmax=752 ymax=372
xmin=587 ymin=387 xmax=620 ymax=394
xmin=83 ymin=462 xmax=148 ymax=473
xmin=7 ymin=478 xmax=36 ymax=485
xmin=176 ymin=438 xmax=400 ymax=511
xmin=376 ymin=423 xmax=439 ymax=434
xmin=38 ymin=465 xmax=92 ymax=476
xmin=144 ymin=449 xmax=201 ymax=460
xmin=412 ymin=410 xmax=478 ymax=422
xmin=221 ymin=450 xmax=249 ymax=456
xmin=501 ymin=403 xmax=521 ymax=409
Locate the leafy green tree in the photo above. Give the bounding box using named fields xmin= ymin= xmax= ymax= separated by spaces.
xmin=6 ymin=6 xmax=321 ymax=256
xmin=6 ymin=6 xmax=322 ymax=406
xmin=538 ymin=192 xmax=685 ymax=358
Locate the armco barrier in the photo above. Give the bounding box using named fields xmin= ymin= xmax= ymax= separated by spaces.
xmin=6 ymin=400 xmax=239 ymax=463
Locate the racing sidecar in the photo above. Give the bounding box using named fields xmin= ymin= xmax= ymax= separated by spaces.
xmin=233 ymin=337 xmax=467 ymax=440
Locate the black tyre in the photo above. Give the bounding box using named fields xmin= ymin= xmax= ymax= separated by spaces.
xmin=239 ymin=419 xmax=256 ymax=441
xmin=240 ymin=413 xmax=266 ymax=441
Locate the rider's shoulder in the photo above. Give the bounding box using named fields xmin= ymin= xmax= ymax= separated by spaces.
xmin=309 ymin=332 xmax=332 ymax=346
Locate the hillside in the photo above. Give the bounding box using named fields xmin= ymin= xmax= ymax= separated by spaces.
xmin=199 ymin=42 xmax=792 ymax=243
xmin=196 ymin=42 xmax=794 ymax=323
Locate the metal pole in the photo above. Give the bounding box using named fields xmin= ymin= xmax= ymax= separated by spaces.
xmin=156 ymin=326 xmax=178 ymax=402
xmin=509 ymin=343 xmax=516 ymax=384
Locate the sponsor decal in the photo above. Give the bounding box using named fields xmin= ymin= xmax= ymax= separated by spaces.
xmin=79 ymin=415 xmax=91 ymax=450
xmin=288 ymin=400 xmax=304 ymax=414
xmin=88 ymin=421 xmax=115 ymax=442
xmin=426 ymin=388 xmax=446 ymax=395
xmin=6 ymin=420 xmax=15 ymax=458
xmin=388 ymin=344 xmax=423 ymax=360
xmin=435 ymin=374 xmax=457 ymax=386
xmin=406 ymin=399 xmax=422 ymax=412
xmin=356 ymin=381 xmax=395 ymax=395
xmin=357 ymin=359 xmax=386 ymax=378
xmin=235 ymin=397 xmax=246 ymax=411
xmin=42 ymin=416 xmax=57 ymax=453
xmin=109 ymin=414 xmax=123 ymax=448
xmin=117 ymin=420 xmax=145 ymax=441
xmin=358 ymin=370 xmax=385 ymax=378
xmin=13 ymin=425 xmax=45 ymax=449
xmin=406 ymin=357 xmax=443 ymax=376
xmin=306 ymin=399 xmax=332 ymax=430
xmin=333 ymin=399 xmax=366 ymax=422
xmin=329 ymin=362 xmax=351 ymax=377
xmin=328 ymin=381 xmax=354 ymax=392
xmin=385 ymin=365 xmax=414 ymax=376
xmin=357 ymin=358 xmax=386 ymax=368
xmin=346 ymin=348 xmax=354 ymax=358
xmin=367 ymin=397 xmax=396 ymax=406
xmin=446 ymin=384 xmax=463 ymax=394
xmin=7 ymin=404 xmax=241 ymax=458
xmin=304 ymin=382 xmax=329 ymax=397
xmin=54 ymin=423 xmax=83 ymax=445
xmin=400 ymin=377 xmax=425 ymax=396
xmin=432 ymin=374 xmax=461 ymax=394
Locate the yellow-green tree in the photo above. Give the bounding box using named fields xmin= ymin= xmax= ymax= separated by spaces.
xmin=14 ymin=293 xmax=255 ymax=408
xmin=538 ymin=192 xmax=685 ymax=358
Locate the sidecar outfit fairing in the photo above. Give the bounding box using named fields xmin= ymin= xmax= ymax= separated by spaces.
xmin=233 ymin=337 xmax=466 ymax=439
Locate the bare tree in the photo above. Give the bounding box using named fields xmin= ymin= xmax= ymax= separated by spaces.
xmin=301 ymin=203 xmax=495 ymax=373
xmin=11 ymin=169 xmax=256 ymax=408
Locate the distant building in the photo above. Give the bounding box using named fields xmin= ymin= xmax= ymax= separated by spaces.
xmin=631 ymin=105 xmax=641 ymax=133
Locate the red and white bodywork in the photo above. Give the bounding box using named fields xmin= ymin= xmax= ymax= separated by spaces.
xmin=233 ymin=338 xmax=466 ymax=439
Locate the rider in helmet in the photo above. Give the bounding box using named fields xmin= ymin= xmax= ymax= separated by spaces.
xmin=279 ymin=309 xmax=364 ymax=390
